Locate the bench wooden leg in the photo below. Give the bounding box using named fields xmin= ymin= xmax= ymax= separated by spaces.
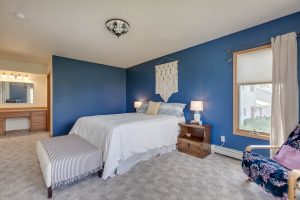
xmin=48 ymin=187 xmax=52 ymax=199
xmin=98 ymin=169 xmax=103 ymax=178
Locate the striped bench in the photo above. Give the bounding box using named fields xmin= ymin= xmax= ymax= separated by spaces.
xmin=36 ymin=134 xmax=103 ymax=198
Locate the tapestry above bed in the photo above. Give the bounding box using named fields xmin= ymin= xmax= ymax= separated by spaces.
xmin=155 ymin=61 xmax=178 ymax=102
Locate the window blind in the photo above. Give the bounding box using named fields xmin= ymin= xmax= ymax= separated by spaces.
xmin=237 ymin=48 xmax=272 ymax=85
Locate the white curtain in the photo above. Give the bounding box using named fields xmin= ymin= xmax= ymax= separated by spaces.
xmin=271 ymin=32 xmax=298 ymax=155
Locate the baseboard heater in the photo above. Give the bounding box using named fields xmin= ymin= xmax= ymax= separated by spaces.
xmin=211 ymin=145 xmax=243 ymax=160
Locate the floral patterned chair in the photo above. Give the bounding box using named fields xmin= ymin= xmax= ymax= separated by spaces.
xmin=242 ymin=125 xmax=300 ymax=200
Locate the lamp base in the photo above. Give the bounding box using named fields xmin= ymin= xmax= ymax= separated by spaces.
xmin=190 ymin=120 xmax=203 ymax=125
xmin=192 ymin=112 xmax=202 ymax=125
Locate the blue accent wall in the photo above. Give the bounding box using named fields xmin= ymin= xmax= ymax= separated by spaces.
xmin=126 ymin=12 xmax=300 ymax=153
xmin=52 ymin=56 xmax=126 ymax=136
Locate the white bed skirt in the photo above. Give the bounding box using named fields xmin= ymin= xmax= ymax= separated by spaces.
xmin=114 ymin=144 xmax=176 ymax=177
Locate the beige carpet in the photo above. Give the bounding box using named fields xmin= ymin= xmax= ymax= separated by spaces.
xmin=0 ymin=132 xmax=288 ymax=200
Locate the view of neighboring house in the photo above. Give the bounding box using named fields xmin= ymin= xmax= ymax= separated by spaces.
xmin=239 ymin=84 xmax=272 ymax=133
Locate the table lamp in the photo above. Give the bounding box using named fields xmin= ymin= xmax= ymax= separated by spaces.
xmin=190 ymin=101 xmax=203 ymax=124
xmin=134 ymin=101 xmax=142 ymax=111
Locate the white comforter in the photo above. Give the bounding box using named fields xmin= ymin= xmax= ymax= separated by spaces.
xmin=69 ymin=113 xmax=179 ymax=179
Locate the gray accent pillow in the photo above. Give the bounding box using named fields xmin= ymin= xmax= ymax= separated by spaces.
xmin=158 ymin=102 xmax=186 ymax=118
xmin=137 ymin=102 xmax=149 ymax=113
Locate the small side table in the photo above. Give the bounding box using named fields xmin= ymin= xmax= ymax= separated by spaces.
xmin=177 ymin=123 xmax=211 ymax=158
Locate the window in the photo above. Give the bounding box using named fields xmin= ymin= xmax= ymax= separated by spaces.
xmin=233 ymin=45 xmax=272 ymax=140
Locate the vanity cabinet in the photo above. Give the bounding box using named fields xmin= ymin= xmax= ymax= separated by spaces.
xmin=31 ymin=110 xmax=47 ymax=131
xmin=0 ymin=108 xmax=47 ymax=135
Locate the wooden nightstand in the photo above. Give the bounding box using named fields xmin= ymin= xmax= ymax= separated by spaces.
xmin=177 ymin=123 xmax=211 ymax=158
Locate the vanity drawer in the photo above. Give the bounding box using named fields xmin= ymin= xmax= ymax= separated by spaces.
xmin=0 ymin=113 xmax=5 ymax=118
xmin=31 ymin=110 xmax=46 ymax=125
xmin=6 ymin=112 xmax=30 ymax=118
xmin=31 ymin=110 xmax=46 ymax=116
xmin=31 ymin=122 xmax=46 ymax=131
xmin=0 ymin=120 xmax=4 ymax=136
xmin=31 ymin=115 xmax=46 ymax=123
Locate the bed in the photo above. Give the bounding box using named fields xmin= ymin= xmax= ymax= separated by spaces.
xmin=69 ymin=112 xmax=183 ymax=179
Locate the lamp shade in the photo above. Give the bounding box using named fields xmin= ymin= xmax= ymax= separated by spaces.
xmin=190 ymin=101 xmax=203 ymax=111
xmin=134 ymin=101 xmax=142 ymax=109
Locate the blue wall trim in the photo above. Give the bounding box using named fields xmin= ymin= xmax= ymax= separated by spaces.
xmin=126 ymin=12 xmax=300 ymax=154
xmin=52 ymin=56 xmax=126 ymax=136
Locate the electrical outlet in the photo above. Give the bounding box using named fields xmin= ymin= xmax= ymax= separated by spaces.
xmin=221 ymin=136 xmax=225 ymax=143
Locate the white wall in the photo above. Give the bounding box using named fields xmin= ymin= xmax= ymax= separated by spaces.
xmin=0 ymin=70 xmax=47 ymax=108
xmin=0 ymin=58 xmax=48 ymax=74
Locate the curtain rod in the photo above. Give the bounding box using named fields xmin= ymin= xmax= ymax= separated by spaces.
xmin=226 ymin=32 xmax=300 ymax=62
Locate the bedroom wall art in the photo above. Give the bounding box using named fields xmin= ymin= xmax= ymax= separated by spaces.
xmin=155 ymin=61 xmax=178 ymax=102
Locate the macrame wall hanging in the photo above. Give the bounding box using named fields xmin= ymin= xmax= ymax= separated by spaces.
xmin=155 ymin=60 xmax=178 ymax=102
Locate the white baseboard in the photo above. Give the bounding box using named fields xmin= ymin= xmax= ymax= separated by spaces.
xmin=211 ymin=145 xmax=243 ymax=160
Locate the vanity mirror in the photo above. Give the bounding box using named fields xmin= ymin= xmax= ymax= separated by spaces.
xmin=0 ymin=81 xmax=34 ymax=104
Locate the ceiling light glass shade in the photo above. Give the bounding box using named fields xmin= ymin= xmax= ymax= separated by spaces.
xmin=0 ymin=73 xmax=8 ymax=79
xmin=105 ymin=18 xmax=130 ymax=37
xmin=24 ymin=75 xmax=29 ymax=80
xmin=9 ymin=74 xmax=15 ymax=79
xmin=16 ymin=74 xmax=23 ymax=79
xmin=15 ymin=12 xmax=27 ymax=19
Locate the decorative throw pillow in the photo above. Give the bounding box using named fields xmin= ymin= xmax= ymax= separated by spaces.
xmin=158 ymin=102 xmax=186 ymax=118
xmin=146 ymin=101 xmax=161 ymax=115
xmin=273 ymin=145 xmax=300 ymax=170
xmin=137 ymin=102 xmax=149 ymax=113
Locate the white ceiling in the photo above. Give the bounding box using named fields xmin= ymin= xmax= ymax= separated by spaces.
xmin=0 ymin=0 xmax=299 ymax=68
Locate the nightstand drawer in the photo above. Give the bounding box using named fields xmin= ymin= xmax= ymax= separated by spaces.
xmin=178 ymin=139 xmax=188 ymax=151
xmin=178 ymin=138 xmax=202 ymax=157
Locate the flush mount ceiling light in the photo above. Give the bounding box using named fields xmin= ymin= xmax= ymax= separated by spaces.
xmin=15 ymin=12 xmax=27 ymax=19
xmin=105 ymin=18 xmax=130 ymax=38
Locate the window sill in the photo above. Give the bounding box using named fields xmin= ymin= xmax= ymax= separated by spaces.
xmin=233 ymin=129 xmax=270 ymax=140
